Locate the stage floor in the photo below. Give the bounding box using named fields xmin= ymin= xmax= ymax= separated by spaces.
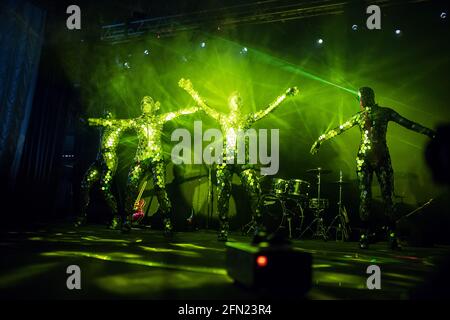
xmin=0 ymin=224 xmax=449 ymax=300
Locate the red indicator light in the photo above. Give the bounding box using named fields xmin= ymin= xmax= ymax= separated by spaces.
xmin=256 ymin=255 xmax=268 ymax=267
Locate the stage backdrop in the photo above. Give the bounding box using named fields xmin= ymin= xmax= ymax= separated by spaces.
xmin=0 ymin=0 xmax=46 ymax=186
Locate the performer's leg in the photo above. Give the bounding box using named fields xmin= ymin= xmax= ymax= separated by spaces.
xmin=239 ymin=168 xmax=263 ymax=231
xmin=357 ymin=161 xmax=373 ymax=249
xmin=123 ymin=161 xmax=146 ymax=232
xmin=375 ymin=159 xmax=395 ymax=220
xmin=76 ymin=162 xmax=100 ymax=227
xmin=99 ymin=164 xmax=120 ymax=230
xmin=375 ymin=158 xmax=399 ymax=249
xmin=150 ymin=160 xmax=173 ymax=236
xmin=216 ymin=164 xmax=233 ymax=241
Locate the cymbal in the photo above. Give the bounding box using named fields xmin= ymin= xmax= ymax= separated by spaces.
xmin=330 ymin=180 xmax=351 ymax=184
xmin=306 ymin=168 xmax=332 ymax=174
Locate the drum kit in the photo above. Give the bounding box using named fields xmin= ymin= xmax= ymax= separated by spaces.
xmin=256 ymin=167 xmax=351 ymax=241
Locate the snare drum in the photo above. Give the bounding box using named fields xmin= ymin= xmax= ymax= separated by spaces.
xmin=309 ymin=198 xmax=329 ymax=210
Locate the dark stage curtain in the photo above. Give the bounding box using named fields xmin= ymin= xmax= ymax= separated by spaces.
xmin=0 ymin=0 xmax=78 ymax=225
xmin=11 ymin=45 xmax=80 ymax=224
xmin=0 ymin=0 xmax=46 ymax=185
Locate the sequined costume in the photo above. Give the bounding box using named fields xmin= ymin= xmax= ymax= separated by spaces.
xmin=179 ymin=78 xmax=299 ymax=240
xmin=76 ymin=112 xmax=131 ymax=229
xmin=311 ymin=87 xmax=435 ymax=249
xmin=121 ymin=96 xmax=198 ymax=235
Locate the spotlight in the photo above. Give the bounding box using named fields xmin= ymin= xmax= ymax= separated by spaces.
xmin=200 ymin=42 xmax=206 ymax=48
xmin=352 ymin=24 xmax=358 ymax=31
xmin=317 ymin=38 xmax=324 ymax=45
xmin=441 ymin=12 xmax=447 ymax=19
xmin=225 ymin=241 xmax=312 ymax=293
xmin=144 ymin=49 xmax=149 ymax=55
xmin=256 ymin=255 xmax=268 ymax=267
xmin=240 ymin=47 xmax=248 ymax=54
xmin=395 ymin=29 xmax=402 ymax=36
xmin=123 ymin=61 xmax=130 ymax=69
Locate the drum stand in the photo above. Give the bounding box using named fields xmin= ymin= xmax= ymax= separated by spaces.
xmin=300 ymin=209 xmax=328 ymax=240
xmin=275 ymin=197 xmax=305 ymax=239
xmin=326 ymin=171 xmax=350 ymax=241
xmin=242 ymin=217 xmax=258 ymax=235
xmin=299 ymin=168 xmax=328 ymax=240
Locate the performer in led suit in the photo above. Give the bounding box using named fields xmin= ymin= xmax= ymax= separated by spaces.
xmin=121 ymin=96 xmax=198 ymax=236
xmin=179 ymin=78 xmax=299 ymax=241
xmin=76 ymin=111 xmax=131 ymax=229
xmin=310 ymin=87 xmax=435 ymax=249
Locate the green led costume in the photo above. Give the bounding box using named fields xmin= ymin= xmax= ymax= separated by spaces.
xmin=179 ymin=78 xmax=299 ymax=241
xmin=121 ymin=96 xmax=198 ymax=236
xmin=311 ymin=87 xmax=435 ymax=249
xmin=76 ymin=112 xmax=132 ymax=229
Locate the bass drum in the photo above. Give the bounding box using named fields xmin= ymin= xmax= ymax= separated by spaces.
xmin=259 ymin=194 xmax=306 ymax=238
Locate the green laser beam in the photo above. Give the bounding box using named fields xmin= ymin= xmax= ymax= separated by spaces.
xmin=208 ymin=34 xmax=359 ymax=95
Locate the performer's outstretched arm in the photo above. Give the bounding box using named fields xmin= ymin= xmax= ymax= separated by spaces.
xmin=115 ymin=119 xmax=136 ymax=128
xmin=178 ymin=78 xmax=221 ymax=119
xmin=310 ymin=113 xmax=359 ymax=154
xmin=389 ymin=109 xmax=435 ymax=138
xmin=251 ymin=87 xmax=299 ymax=122
xmin=88 ymin=118 xmax=135 ymax=128
xmin=88 ymin=118 xmax=112 ymax=127
xmin=162 ymin=106 xmax=199 ymax=122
